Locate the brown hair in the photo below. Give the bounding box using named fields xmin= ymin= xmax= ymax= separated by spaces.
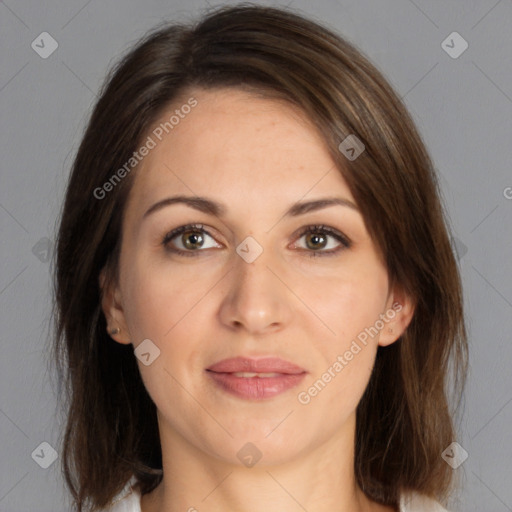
xmin=51 ymin=3 xmax=468 ymax=511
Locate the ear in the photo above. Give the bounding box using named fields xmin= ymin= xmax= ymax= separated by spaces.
xmin=99 ymin=266 xmax=131 ymax=345
xmin=377 ymin=283 xmax=415 ymax=347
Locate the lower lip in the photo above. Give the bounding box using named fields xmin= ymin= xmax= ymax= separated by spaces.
xmin=207 ymin=371 xmax=307 ymax=400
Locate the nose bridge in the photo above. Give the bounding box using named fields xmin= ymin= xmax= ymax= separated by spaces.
xmin=219 ymin=239 xmax=291 ymax=333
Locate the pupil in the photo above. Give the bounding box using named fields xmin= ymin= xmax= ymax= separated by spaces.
xmin=184 ymin=231 xmax=203 ymax=249
xmin=307 ymin=233 xmax=326 ymax=249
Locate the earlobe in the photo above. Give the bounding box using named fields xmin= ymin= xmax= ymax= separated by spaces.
xmin=378 ymin=288 xmax=415 ymax=347
xmin=99 ymin=266 xmax=131 ymax=345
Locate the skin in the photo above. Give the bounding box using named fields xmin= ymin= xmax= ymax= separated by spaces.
xmin=101 ymin=87 xmax=414 ymax=512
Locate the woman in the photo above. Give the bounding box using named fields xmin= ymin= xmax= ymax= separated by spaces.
xmin=52 ymin=4 xmax=468 ymax=511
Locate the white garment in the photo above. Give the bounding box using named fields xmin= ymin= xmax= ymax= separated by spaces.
xmin=104 ymin=475 xmax=449 ymax=512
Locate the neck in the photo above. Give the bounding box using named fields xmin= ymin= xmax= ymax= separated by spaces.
xmin=140 ymin=412 xmax=397 ymax=512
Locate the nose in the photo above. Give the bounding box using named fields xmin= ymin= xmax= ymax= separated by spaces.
xmin=218 ymin=244 xmax=293 ymax=335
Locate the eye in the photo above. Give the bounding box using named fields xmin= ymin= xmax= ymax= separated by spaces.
xmin=161 ymin=224 xmax=221 ymax=257
xmin=161 ymin=223 xmax=351 ymax=258
xmin=293 ymin=224 xmax=351 ymax=258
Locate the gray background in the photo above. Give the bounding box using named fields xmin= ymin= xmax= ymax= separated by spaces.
xmin=1 ymin=0 xmax=511 ymax=511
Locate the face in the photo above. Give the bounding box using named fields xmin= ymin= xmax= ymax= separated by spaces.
xmin=101 ymin=87 xmax=414 ymax=467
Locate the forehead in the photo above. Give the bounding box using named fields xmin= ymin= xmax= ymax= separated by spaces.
xmin=126 ymin=87 xmax=354 ymax=217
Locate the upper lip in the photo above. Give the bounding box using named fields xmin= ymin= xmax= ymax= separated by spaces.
xmin=206 ymin=357 xmax=306 ymax=374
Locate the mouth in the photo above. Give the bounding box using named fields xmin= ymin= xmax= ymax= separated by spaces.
xmin=206 ymin=357 xmax=307 ymax=400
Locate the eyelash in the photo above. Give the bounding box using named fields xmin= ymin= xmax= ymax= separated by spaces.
xmin=161 ymin=223 xmax=352 ymax=258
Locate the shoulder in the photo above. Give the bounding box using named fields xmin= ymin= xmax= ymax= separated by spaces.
xmin=400 ymin=491 xmax=450 ymax=512
xmin=100 ymin=476 xmax=141 ymax=512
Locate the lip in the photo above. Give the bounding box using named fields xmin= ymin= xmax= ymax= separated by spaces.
xmin=206 ymin=357 xmax=307 ymax=400
xmin=207 ymin=356 xmax=306 ymax=374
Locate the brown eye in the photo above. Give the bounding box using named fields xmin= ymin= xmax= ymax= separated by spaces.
xmin=304 ymin=232 xmax=328 ymax=250
xmin=180 ymin=229 xmax=205 ymax=250
xmin=294 ymin=225 xmax=351 ymax=258
xmin=162 ymin=224 xmax=221 ymax=256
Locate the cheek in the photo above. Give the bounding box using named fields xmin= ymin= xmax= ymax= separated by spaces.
xmin=120 ymin=256 xmax=210 ymax=395
xmin=120 ymin=261 xmax=204 ymax=413
xmin=123 ymin=278 xmax=167 ymax=341
xmin=312 ymin=268 xmax=389 ymax=348
xmin=121 ymin=255 xmax=207 ymax=341
xmin=298 ymin=267 xmax=387 ymax=409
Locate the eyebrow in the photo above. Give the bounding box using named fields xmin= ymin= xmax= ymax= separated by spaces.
xmin=143 ymin=194 xmax=359 ymax=220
